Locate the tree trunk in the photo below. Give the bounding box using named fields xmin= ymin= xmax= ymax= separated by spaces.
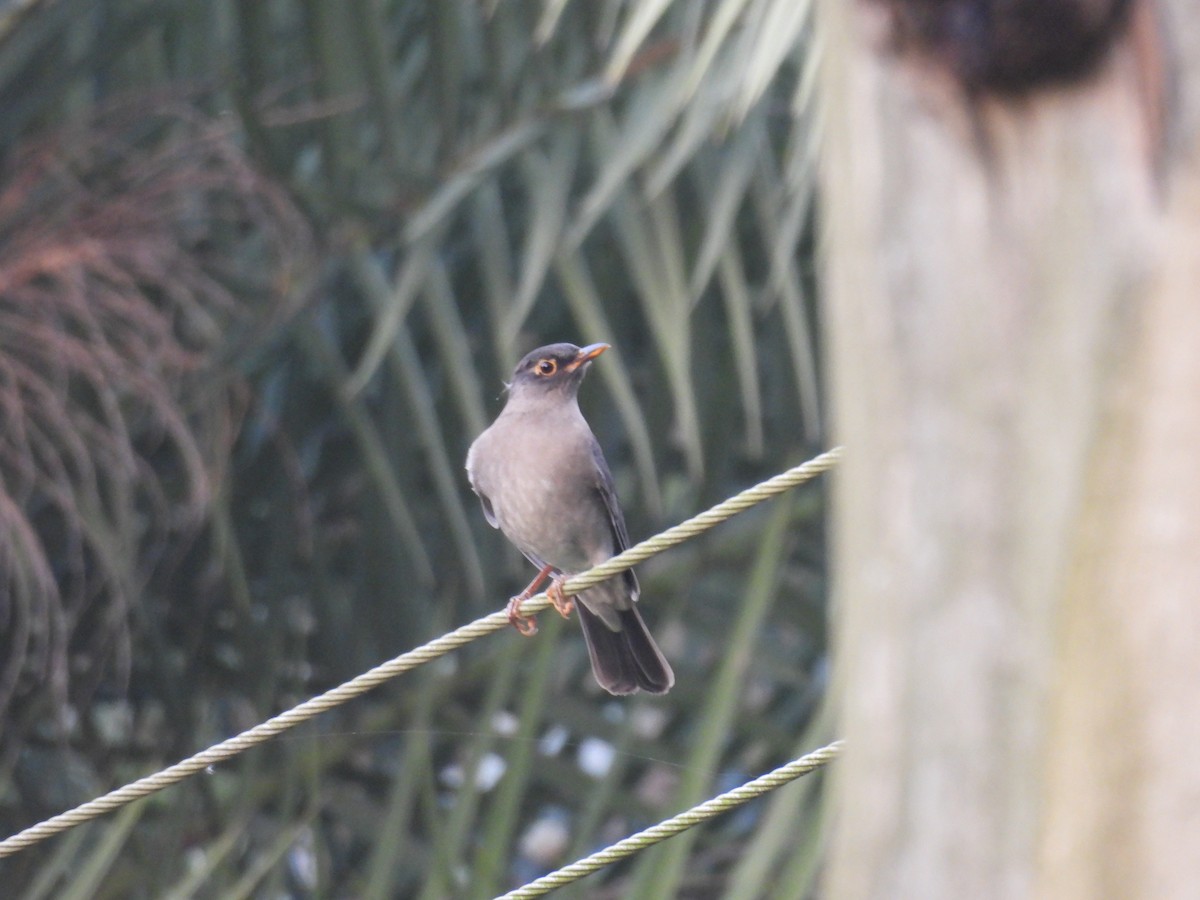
xmin=819 ymin=1 xmax=1200 ymax=896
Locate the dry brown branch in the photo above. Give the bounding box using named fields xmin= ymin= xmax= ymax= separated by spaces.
xmin=0 ymin=96 xmax=313 ymax=766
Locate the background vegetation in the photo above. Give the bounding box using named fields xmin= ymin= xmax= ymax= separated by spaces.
xmin=0 ymin=1 xmax=826 ymax=896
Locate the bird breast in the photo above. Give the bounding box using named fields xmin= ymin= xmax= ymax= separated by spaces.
xmin=469 ymin=409 xmax=612 ymax=573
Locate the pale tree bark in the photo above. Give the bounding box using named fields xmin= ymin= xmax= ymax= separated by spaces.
xmin=819 ymin=1 xmax=1200 ymax=898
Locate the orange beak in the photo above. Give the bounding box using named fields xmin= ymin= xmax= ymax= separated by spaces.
xmin=565 ymin=342 xmax=610 ymax=372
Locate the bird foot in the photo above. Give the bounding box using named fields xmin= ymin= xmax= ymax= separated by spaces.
xmin=506 ymin=564 xmax=554 ymax=636
xmin=506 ymin=594 xmax=539 ymax=636
xmin=547 ymin=575 xmax=574 ymax=618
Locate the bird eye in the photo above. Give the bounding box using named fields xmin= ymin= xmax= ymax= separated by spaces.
xmin=535 ymin=359 xmax=557 ymax=376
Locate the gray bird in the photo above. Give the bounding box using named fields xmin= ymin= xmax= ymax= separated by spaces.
xmin=466 ymin=342 xmax=674 ymax=695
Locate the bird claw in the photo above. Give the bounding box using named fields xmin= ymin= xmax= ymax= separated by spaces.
xmin=507 ymin=594 xmax=539 ymax=636
xmin=548 ymin=575 xmax=574 ymax=618
xmin=505 ymin=564 xmax=553 ymax=636
xmin=505 ymin=575 xmax=571 ymax=634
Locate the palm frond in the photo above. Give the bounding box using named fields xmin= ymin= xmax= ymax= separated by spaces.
xmin=0 ymin=1 xmax=827 ymax=895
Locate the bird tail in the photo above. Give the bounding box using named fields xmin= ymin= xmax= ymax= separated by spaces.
xmin=576 ymin=599 xmax=674 ymax=695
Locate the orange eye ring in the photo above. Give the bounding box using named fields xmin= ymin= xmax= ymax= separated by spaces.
xmin=535 ymin=358 xmax=557 ymax=376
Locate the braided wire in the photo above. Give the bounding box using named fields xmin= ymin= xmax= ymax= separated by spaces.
xmin=559 ymin=446 xmax=842 ymax=598
xmin=0 ymin=447 xmax=840 ymax=859
xmin=496 ymin=740 xmax=845 ymax=899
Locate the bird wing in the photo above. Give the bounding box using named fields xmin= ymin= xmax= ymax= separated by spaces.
xmin=590 ymin=441 xmax=640 ymax=601
xmin=466 ymin=439 xmax=500 ymax=528
xmin=475 ymin=489 xmax=499 ymax=529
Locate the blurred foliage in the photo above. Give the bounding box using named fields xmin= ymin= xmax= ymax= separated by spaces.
xmin=0 ymin=0 xmax=827 ymax=897
xmin=0 ymin=97 xmax=313 ymax=771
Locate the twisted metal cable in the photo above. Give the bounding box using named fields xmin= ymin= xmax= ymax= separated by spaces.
xmin=558 ymin=446 xmax=842 ymax=599
xmin=497 ymin=740 xmax=846 ymax=899
xmin=0 ymin=446 xmax=841 ymax=859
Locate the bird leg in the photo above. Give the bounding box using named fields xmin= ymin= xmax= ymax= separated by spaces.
xmin=546 ymin=574 xmax=575 ymax=618
xmin=507 ymin=564 xmax=553 ymax=636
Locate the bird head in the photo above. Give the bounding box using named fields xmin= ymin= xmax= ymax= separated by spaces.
xmin=507 ymin=342 xmax=609 ymax=401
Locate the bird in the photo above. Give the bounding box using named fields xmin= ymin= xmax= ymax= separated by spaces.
xmin=465 ymin=342 xmax=674 ymax=695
